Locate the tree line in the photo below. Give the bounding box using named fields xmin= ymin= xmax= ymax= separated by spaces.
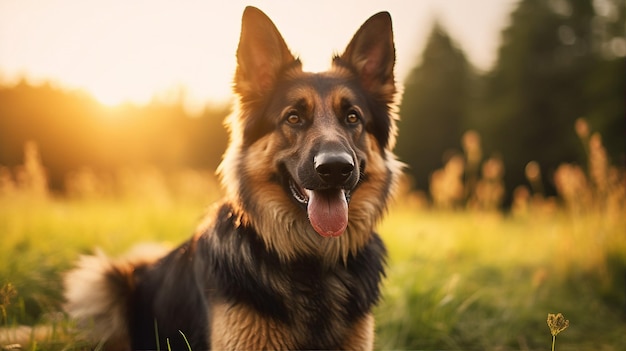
xmin=396 ymin=0 xmax=624 ymax=206
xmin=0 ymin=81 xmax=229 ymax=191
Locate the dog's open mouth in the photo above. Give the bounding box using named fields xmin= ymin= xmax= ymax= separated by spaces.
xmin=288 ymin=178 xmax=350 ymax=238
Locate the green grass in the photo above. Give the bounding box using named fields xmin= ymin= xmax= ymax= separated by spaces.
xmin=1 ymin=195 xmax=625 ymax=350
xmin=375 ymin=204 xmax=626 ymax=350
xmin=0 ymin=195 xmax=206 ymax=349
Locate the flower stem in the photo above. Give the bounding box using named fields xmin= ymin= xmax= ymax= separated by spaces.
xmin=552 ymin=335 xmax=556 ymax=351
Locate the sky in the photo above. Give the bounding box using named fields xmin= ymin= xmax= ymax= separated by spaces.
xmin=0 ymin=0 xmax=517 ymax=111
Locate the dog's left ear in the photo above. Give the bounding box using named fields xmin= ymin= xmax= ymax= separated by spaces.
xmin=337 ymin=12 xmax=396 ymax=149
xmin=338 ymin=12 xmax=395 ymax=97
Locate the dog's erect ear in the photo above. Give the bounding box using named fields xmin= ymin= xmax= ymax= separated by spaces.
xmin=235 ymin=6 xmax=298 ymax=98
xmin=337 ymin=12 xmax=396 ymax=149
xmin=338 ymin=12 xmax=395 ymax=96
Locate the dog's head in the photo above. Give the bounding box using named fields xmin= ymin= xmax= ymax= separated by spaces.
xmin=219 ymin=6 xmax=401 ymax=259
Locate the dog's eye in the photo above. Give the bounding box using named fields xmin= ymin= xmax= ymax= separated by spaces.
xmin=346 ymin=110 xmax=360 ymax=124
xmin=286 ymin=111 xmax=301 ymax=125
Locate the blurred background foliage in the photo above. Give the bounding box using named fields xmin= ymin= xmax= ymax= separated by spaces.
xmin=397 ymin=0 xmax=625 ymax=206
xmin=0 ymin=0 xmax=624 ymax=207
xmin=0 ymin=82 xmax=229 ymax=192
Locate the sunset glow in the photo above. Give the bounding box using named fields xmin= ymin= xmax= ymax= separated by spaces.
xmin=0 ymin=0 xmax=516 ymax=110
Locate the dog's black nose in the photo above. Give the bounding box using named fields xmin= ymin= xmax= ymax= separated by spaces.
xmin=314 ymin=152 xmax=354 ymax=186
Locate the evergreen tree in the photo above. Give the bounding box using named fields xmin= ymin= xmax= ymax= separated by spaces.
xmin=396 ymin=21 xmax=472 ymax=194
xmin=470 ymin=0 xmax=624 ymax=202
xmin=584 ymin=0 xmax=626 ymax=163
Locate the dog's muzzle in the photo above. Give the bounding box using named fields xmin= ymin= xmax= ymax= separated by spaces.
xmin=287 ymin=149 xmax=358 ymax=238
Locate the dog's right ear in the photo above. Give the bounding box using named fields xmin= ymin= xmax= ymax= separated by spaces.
xmin=234 ymin=6 xmax=298 ymax=99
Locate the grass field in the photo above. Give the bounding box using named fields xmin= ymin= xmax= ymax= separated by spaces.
xmin=0 ymin=165 xmax=625 ymax=350
xmin=376 ymin=204 xmax=625 ymax=350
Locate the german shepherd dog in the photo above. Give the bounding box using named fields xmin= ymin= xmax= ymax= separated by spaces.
xmin=65 ymin=6 xmax=402 ymax=350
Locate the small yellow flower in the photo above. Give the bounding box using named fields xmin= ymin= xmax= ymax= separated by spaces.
xmin=547 ymin=313 xmax=569 ymax=336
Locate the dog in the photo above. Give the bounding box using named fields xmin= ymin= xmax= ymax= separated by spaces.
xmin=64 ymin=6 xmax=402 ymax=350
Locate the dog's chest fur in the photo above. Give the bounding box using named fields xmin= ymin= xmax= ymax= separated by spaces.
xmin=203 ymin=203 xmax=386 ymax=349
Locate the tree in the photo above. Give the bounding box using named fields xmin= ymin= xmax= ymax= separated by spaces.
xmin=396 ymin=20 xmax=472 ymax=194
xmin=469 ymin=0 xmax=624 ymax=203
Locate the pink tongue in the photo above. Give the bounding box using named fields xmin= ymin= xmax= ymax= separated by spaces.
xmin=306 ymin=189 xmax=348 ymax=237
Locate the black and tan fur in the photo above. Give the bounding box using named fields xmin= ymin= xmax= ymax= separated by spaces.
xmin=64 ymin=6 xmax=402 ymax=350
